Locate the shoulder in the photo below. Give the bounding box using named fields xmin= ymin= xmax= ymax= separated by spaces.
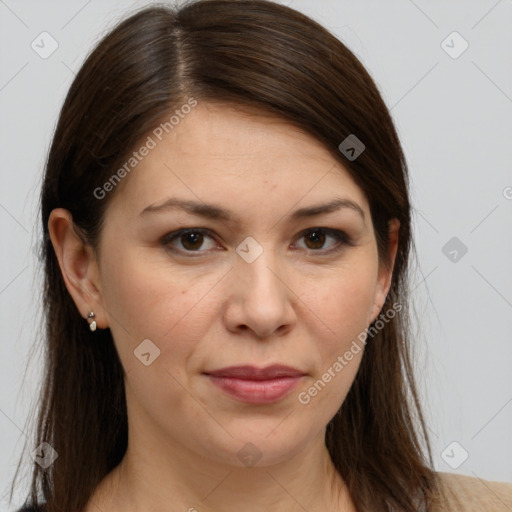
xmin=15 ymin=505 xmax=45 ymax=512
xmin=430 ymin=471 xmax=512 ymax=511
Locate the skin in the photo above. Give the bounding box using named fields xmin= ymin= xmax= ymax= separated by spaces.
xmin=49 ymin=102 xmax=399 ymax=512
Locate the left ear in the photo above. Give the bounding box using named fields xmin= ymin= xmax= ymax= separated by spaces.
xmin=369 ymin=218 xmax=400 ymax=324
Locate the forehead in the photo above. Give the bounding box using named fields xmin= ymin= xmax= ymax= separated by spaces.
xmin=107 ymin=102 xmax=369 ymax=219
xmin=168 ymin=102 xmax=338 ymax=166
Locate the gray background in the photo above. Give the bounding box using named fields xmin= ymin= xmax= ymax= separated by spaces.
xmin=1 ymin=0 xmax=511 ymax=509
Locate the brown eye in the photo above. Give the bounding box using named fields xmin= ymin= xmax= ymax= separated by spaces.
xmin=181 ymin=231 xmax=204 ymax=251
xmin=294 ymin=228 xmax=353 ymax=253
xmin=303 ymin=230 xmax=326 ymax=250
xmin=162 ymin=229 xmax=218 ymax=254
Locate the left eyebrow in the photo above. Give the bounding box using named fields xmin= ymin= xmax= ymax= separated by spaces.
xmin=290 ymin=198 xmax=365 ymax=222
xmin=138 ymin=197 xmax=365 ymax=223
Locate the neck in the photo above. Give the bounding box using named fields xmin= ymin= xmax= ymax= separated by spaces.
xmin=89 ymin=428 xmax=355 ymax=512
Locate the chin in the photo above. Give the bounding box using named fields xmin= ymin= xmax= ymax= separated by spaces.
xmin=197 ymin=421 xmax=318 ymax=469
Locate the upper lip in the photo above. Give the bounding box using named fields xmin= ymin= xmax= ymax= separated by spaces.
xmin=204 ymin=364 xmax=305 ymax=380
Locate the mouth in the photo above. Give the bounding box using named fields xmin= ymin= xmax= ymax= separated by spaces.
xmin=203 ymin=364 xmax=306 ymax=404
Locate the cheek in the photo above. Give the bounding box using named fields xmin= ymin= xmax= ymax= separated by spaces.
xmin=98 ymin=252 xmax=224 ymax=443
xmin=309 ymin=264 xmax=378 ymax=340
xmin=99 ymin=248 xmax=221 ymax=369
xmin=299 ymin=260 xmax=377 ymax=403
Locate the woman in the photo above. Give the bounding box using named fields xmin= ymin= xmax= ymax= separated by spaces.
xmin=10 ymin=1 xmax=512 ymax=511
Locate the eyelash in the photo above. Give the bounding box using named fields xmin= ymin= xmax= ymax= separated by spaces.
xmin=161 ymin=227 xmax=355 ymax=256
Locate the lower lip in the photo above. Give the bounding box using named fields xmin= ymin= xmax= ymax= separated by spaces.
xmin=206 ymin=375 xmax=304 ymax=404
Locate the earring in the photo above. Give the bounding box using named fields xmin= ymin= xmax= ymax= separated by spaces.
xmin=87 ymin=311 xmax=97 ymax=332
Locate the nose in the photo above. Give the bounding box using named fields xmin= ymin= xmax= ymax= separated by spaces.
xmin=223 ymin=248 xmax=297 ymax=339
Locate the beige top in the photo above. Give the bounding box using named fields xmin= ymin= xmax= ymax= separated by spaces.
xmin=433 ymin=471 xmax=512 ymax=511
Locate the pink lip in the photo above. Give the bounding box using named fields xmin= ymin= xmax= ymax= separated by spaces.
xmin=204 ymin=365 xmax=305 ymax=404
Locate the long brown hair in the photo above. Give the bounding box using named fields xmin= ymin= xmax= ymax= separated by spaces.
xmin=11 ymin=1 xmax=443 ymax=510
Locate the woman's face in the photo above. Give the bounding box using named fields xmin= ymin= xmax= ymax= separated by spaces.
xmin=94 ymin=102 xmax=397 ymax=467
